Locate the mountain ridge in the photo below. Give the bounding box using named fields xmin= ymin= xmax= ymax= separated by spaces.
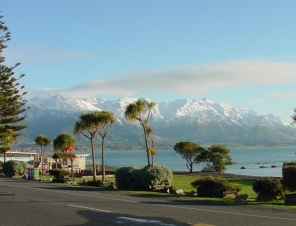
xmin=19 ymin=94 xmax=296 ymax=149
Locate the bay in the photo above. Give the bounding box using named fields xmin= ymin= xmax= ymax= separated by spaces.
xmin=82 ymin=146 xmax=296 ymax=177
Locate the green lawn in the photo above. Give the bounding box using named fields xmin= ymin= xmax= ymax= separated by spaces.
xmin=38 ymin=172 xmax=296 ymax=208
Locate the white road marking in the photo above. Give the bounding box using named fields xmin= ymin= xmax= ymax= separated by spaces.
xmin=69 ymin=204 xmax=111 ymax=213
xmin=156 ymin=204 xmax=296 ymax=221
xmin=2 ymin=181 xmax=296 ymax=222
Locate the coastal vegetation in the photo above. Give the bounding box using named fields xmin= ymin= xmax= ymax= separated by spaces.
xmin=0 ymin=12 xmax=28 ymax=161
xmin=173 ymin=141 xmax=204 ymax=173
xmin=35 ymin=134 xmax=51 ymax=173
xmin=53 ymin=133 xmax=76 ymax=152
xmin=195 ymin=145 xmax=233 ymax=173
xmin=124 ymin=98 xmax=156 ymax=166
xmin=174 ymin=142 xmax=233 ymax=173
xmin=74 ymin=111 xmax=116 ymax=182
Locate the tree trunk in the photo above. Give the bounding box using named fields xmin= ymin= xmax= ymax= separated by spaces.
xmin=71 ymin=159 xmax=74 ymax=177
xmin=40 ymin=148 xmax=44 ymax=174
xmin=90 ymin=139 xmax=97 ymax=182
xmin=3 ymin=152 xmax=6 ymax=162
xmin=143 ymin=127 xmax=150 ymax=166
xmin=102 ymin=138 xmax=105 ymax=182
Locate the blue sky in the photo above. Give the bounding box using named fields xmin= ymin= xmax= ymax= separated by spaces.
xmin=1 ymin=1 xmax=296 ymax=122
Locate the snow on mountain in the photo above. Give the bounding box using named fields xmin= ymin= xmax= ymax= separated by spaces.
xmin=28 ymin=94 xmax=101 ymax=112
xmin=26 ymin=94 xmax=291 ymax=129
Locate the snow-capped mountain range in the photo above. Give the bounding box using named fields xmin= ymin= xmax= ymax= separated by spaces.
xmin=22 ymin=93 xmax=296 ymax=148
xmin=27 ymin=94 xmax=290 ymax=129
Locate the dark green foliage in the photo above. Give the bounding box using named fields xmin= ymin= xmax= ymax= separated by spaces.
xmin=0 ymin=13 xmax=28 ymax=156
xmin=252 ymin=178 xmax=284 ymax=201
xmin=142 ymin=164 xmax=173 ymax=189
xmin=49 ymin=169 xmax=71 ymax=179
xmin=115 ymin=165 xmax=173 ymax=190
xmin=174 ymin=141 xmax=204 ymax=173
xmin=191 ymin=177 xmax=241 ymax=198
xmin=200 ymin=164 xmax=216 ymax=172
xmin=282 ymin=162 xmax=296 ymax=167
xmin=292 ymin=108 xmax=296 ymax=126
xmin=53 ymin=133 xmax=75 ymax=152
xmin=195 ymin=145 xmax=233 ymax=173
xmin=114 ymin=166 xmax=143 ymax=190
xmin=2 ymin=160 xmax=28 ymax=177
xmin=282 ymin=165 xmax=296 ymax=192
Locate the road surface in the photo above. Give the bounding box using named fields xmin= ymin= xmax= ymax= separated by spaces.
xmin=0 ymin=177 xmax=296 ymax=226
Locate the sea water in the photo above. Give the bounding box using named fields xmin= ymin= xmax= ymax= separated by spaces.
xmin=82 ymin=146 xmax=296 ymax=177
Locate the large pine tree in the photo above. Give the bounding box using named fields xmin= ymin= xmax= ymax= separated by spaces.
xmin=0 ymin=12 xmax=28 ymax=161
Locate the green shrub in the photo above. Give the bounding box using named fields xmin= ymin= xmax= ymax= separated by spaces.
xmin=142 ymin=165 xmax=173 ymax=189
xmin=191 ymin=177 xmax=241 ymax=198
xmin=252 ymin=178 xmax=284 ymax=201
xmin=201 ymin=164 xmax=215 ymax=172
xmin=115 ymin=165 xmax=173 ymax=190
xmin=283 ymin=162 xmax=296 ymax=167
xmin=2 ymin=160 xmax=28 ymax=177
xmin=114 ymin=166 xmax=143 ymax=190
xmin=282 ymin=166 xmax=296 ymax=192
xmin=49 ymin=169 xmax=71 ymax=179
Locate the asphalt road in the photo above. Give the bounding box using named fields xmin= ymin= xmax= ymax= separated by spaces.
xmin=1 ymin=178 xmax=296 ymax=226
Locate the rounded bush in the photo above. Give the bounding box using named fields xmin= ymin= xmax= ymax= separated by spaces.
xmin=115 ymin=165 xmax=172 ymax=190
xmin=282 ymin=166 xmax=296 ymax=192
xmin=283 ymin=162 xmax=296 ymax=167
xmin=252 ymin=178 xmax=284 ymax=201
xmin=142 ymin=164 xmax=173 ymax=189
xmin=114 ymin=166 xmax=143 ymax=190
xmin=191 ymin=177 xmax=241 ymax=198
xmin=2 ymin=160 xmax=28 ymax=177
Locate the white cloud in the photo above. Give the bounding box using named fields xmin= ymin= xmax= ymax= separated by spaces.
xmin=28 ymin=58 xmax=296 ymax=98
xmin=248 ymin=99 xmax=264 ymax=104
xmin=3 ymin=44 xmax=95 ymax=64
xmin=269 ymin=91 xmax=296 ymax=99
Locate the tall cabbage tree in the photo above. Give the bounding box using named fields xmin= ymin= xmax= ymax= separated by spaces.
xmin=147 ymin=125 xmax=156 ymax=166
xmin=124 ymin=98 xmax=156 ymax=166
xmin=74 ymin=111 xmax=101 ymax=182
xmin=35 ymin=134 xmax=51 ymax=173
xmin=97 ymin=111 xmax=116 ymax=182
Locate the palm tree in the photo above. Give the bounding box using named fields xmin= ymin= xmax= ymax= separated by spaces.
xmin=97 ymin=111 xmax=116 ymax=182
xmin=35 ymin=134 xmax=51 ymax=173
xmin=74 ymin=111 xmax=102 ymax=182
xmin=124 ymin=98 xmax=156 ymax=166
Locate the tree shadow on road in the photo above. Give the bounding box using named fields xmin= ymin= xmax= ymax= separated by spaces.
xmin=61 ymin=209 xmax=191 ymax=226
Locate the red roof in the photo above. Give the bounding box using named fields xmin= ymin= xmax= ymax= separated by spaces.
xmin=64 ymin=146 xmax=74 ymax=152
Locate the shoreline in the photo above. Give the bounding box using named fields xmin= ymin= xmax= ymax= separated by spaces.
xmin=172 ymin=171 xmax=276 ymax=179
